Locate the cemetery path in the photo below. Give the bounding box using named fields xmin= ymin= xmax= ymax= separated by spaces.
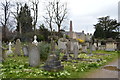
xmin=85 ymin=58 xmax=119 ymax=78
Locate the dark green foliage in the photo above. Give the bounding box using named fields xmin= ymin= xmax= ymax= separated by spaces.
xmin=37 ymin=42 xmax=50 ymax=61
xmin=93 ymin=16 xmax=120 ymax=39
xmin=16 ymin=3 xmax=33 ymax=41
xmin=37 ymin=24 xmax=51 ymax=42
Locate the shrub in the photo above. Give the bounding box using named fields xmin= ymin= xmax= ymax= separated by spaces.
xmin=38 ymin=42 xmax=50 ymax=61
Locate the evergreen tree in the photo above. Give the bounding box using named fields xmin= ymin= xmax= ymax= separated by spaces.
xmin=17 ymin=3 xmax=33 ymax=34
xmin=94 ymin=16 xmax=120 ymax=39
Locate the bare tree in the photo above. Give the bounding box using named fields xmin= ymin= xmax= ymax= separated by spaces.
xmin=11 ymin=2 xmax=22 ymax=35
xmin=30 ymin=0 xmax=39 ymax=34
xmin=43 ymin=2 xmax=54 ymax=32
xmin=0 ymin=0 xmax=11 ymax=42
xmin=53 ymin=0 xmax=67 ymax=32
xmin=44 ymin=0 xmax=68 ymax=33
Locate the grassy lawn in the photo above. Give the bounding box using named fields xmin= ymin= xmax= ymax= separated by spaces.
xmin=0 ymin=50 xmax=119 ymax=78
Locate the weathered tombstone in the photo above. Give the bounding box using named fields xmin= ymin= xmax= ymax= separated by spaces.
xmin=6 ymin=42 xmax=13 ymax=55
xmin=42 ymin=53 xmax=63 ymax=71
xmin=66 ymin=39 xmax=71 ymax=59
xmin=32 ymin=35 xmax=38 ymax=46
xmin=22 ymin=45 xmax=29 ymax=56
xmin=0 ymin=45 xmax=7 ymax=63
xmin=91 ymin=45 xmax=96 ymax=51
xmin=105 ymin=38 xmax=116 ymax=51
xmin=58 ymin=39 xmax=67 ymax=50
xmin=61 ymin=40 xmax=71 ymax=61
xmin=81 ymin=43 xmax=88 ymax=53
xmin=14 ymin=39 xmax=22 ymax=56
xmin=42 ymin=30 xmax=63 ymax=71
xmin=29 ymin=44 xmax=40 ymax=67
xmin=0 ymin=41 xmax=2 ymax=63
xmin=98 ymin=45 xmax=106 ymax=50
xmin=73 ymin=43 xmax=79 ymax=59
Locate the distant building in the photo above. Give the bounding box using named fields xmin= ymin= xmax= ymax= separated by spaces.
xmin=66 ymin=20 xmax=92 ymax=42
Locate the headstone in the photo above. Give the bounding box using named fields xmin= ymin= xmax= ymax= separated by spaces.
xmin=42 ymin=31 xmax=63 ymax=71
xmin=14 ymin=39 xmax=22 ymax=56
xmin=29 ymin=44 xmax=40 ymax=67
xmin=91 ymin=45 xmax=96 ymax=51
xmin=58 ymin=35 xmax=68 ymax=50
xmin=73 ymin=44 xmax=79 ymax=59
xmin=81 ymin=43 xmax=88 ymax=53
xmin=22 ymin=45 xmax=29 ymax=56
xmin=0 ymin=45 xmax=7 ymax=63
xmin=32 ymin=35 xmax=38 ymax=46
xmin=42 ymin=53 xmax=63 ymax=72
xmin=0 ymin=41 xmax=2 ymax=63
xmin=98 ymin=45 xmax=106 ymax=50
xmin=6 ymin=42 xmax=13 ymax=55
xmin=105 ymin=38 xmax=116 ymax=51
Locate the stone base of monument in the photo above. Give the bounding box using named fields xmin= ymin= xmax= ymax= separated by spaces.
xmin=61 ymin=54 xmax=74 ymax=61
xmin=42 ymin=54 xmax=64 ymax=72
xmin=61 ymin=55 xmax=68 ymax=61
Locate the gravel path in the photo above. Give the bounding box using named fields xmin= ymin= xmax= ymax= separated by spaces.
xmin=86 ymin=58 xmax=120 ymax=78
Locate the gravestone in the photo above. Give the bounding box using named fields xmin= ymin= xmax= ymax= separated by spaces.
xmin=42 ymin=53 xmax=63 ymax=71
xmin=42 ymin=30 xmax=63 ymax=71
xmin=0 ymin=45 xmax=7 ymax=63
xmin=0 ymin=41 xmax=2 ymax=62
xmin=81 ymin=43 xmax=88 ymax=53
xmin=91 ymin=45 xmax=96 ymax=51
xmin=98 ymin=45 xmax=106 ymax=50
xmin=73 ymin=43 xmax=79 ymax=59
xmin=58 ymin=37 xmax=68 ymax=50
xmin=32 ymin=35 xmax=38 ymax=46
xmin=22 ymin=45 xmax=29 ymax=56
xmin=29 ymin=44 xmax=40 ymax=67
xmin=6 ymin=42 xmax=13 ymax=55
xmin=14 ymin=39 xmax=22 ymax=56
xmin=105 ymin=38 xmax=116 ymax=51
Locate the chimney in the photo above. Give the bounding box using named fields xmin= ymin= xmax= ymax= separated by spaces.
xmin=69 ymin=20 xmax=73 ymax=38
xmin=70 ymin=20 xmax=72 ymax=32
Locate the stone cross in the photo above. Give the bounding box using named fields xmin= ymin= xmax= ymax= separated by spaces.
xmin=32 ymin=35 xmax=38 ymax=46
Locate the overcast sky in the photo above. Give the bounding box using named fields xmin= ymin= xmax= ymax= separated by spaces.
xmin=65 ymin=0 xmax=120 ymax=34
xmin=1 ymin=0 xmax=120 ymax=34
